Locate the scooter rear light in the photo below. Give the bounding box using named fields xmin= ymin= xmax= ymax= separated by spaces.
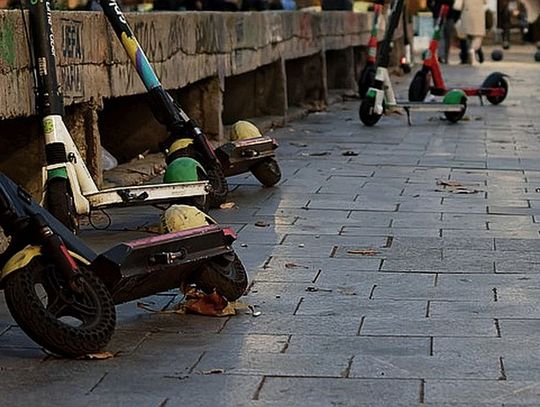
xmin=222 ymin=227 xmax=237 ymax=240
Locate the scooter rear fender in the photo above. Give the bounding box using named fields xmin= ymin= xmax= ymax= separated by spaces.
xmin=216 ymin=137 xmax=278 ymax=177
xmin=91 ymin=224 xmax=237 ymax=304
xmin=0 ymin=245 xmax=91 ymax=287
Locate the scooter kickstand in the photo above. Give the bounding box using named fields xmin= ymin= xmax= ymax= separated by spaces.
xmin=404 ymin=106 xmax=412 ymax=126
xmin=478 ymin=95 xmax=484 ymax=106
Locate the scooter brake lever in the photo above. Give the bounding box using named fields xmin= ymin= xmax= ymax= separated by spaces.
xmin=118 ymin=190 xmax=149 ymax=203
xmin=150 ymin=249 xmax=188 ymax=265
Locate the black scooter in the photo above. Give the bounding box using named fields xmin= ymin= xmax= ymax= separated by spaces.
xmin=99 ymin=0 xmax=282 ymax=207
xmin=0 ymin=172 xmax=247 ymax=357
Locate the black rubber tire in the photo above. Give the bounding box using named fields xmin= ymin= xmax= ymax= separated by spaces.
xmin=401 ymin=63 xmax=412 ymax=74
xmin=444 ymin=97 xmax=467 ymax=123
xmin=359 ymin=98 xmax=382 ymax=127
xmin=196 ymin=253 xmax=248 ymax=301
xmin=358 ymin=64 xmax=377 ymax=98
xmin=408 ymin=70 xmax=430 ymax=102
xmin=481 ymin=73 xmax=508 ymax=105
xmin=250 ymin=159 xmax=281 ymax=187
xmin=4 ymin=259 xmax=116 ymax=358
xmin=46 ymin=178 xmax=79 ymax=233
xmin=206 ymin=163 xmax=229 ymax=209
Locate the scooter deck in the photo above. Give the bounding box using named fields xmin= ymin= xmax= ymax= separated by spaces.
xmin=85 ymin=181 xmax=209 ymax=209
xmin=216 ymin=137 xmax=278 ymax=177
xmin=389 ymin=102 xmax=464 ymax=112
xmin=92 ymin=224 xmax=235 ymax=304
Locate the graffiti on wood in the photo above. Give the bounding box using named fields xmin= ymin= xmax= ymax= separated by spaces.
xmin=60 ymin=19 xmax=84 ymax=99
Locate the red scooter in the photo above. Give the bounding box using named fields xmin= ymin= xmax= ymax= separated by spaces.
xmin=408 ymin=3 xmax=509 ymax=105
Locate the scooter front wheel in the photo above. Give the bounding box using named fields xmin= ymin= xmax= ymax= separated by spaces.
xmin=46 ymin=178 xmax=79 ymax=233
xmin=195 ymin=252 xmax=248 ymax=301
xmin=207 ymin=163 xmax=229 ymax=209
xmin=4 ymin=258 xmax=116 ymax=358
xmin=359 ymin=98 xmax=382 ymax=126
xmin=250 ymin=158 xmax=281 ymax=187
xmin=358 ymin=64 xmax=377 ymax=98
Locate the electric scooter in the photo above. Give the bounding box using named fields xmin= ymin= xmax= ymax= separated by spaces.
xmin=27 ymin=0 xmax=209 ymax=232
xmin=358 ymin=0 xmax=411 ymax=98
xmin=408 ymin=2 xmax=508 ymax=105
xmin=359 ymin=0 xmax=467 ymax=126
xmin=99 ymin=0 xmax=281 ymax=207
xmin=357 ymin=0 xmax=384 ymax=98
xmin=0 ymin=171 xmax=247 ymax=358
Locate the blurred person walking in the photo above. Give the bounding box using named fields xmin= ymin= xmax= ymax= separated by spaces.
xmin=455 ymin=0 xmax=486 ymax=64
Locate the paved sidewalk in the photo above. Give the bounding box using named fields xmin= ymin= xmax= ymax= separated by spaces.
xmin=1 ymin=46 xmax=540 ymax=406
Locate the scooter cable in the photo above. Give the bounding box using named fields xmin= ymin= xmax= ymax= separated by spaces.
xmin=19 ymin=0 xmax=40 ymax=109
xmin=88 ymin=208 xmax=112 ymax=231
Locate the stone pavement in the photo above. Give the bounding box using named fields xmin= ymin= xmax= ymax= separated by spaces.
xmin=1 ymin=45 xmax=540 ymax=406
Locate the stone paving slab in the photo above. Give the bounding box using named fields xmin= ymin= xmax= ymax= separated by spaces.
xmin=350 ymin=354 xmax=501 ymax=380
xmin=258 ymin=377 xmax=421 ymax=404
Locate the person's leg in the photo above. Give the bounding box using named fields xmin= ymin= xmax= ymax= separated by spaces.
xmin=459 ymin=38 xmax=469 ymax=63
xmin=469 ymin=35 xmax=483 ymax=65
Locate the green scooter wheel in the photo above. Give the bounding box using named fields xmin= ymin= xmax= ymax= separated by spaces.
xmin=443 ymin=89 xmax=467 ymax=123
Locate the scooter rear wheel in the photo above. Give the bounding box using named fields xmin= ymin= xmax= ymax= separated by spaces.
xmin=206 ymin=163 xmax=229 ymax=209
xmin=46 ymin=178 xmax=79 ymax=233
xmin=4 ymin=258 xmax=116 ymax=358
xmin=250 ymin=159 xmax=281 ymax=187
xmin=195 ymin=252 xmax=248 ymax=301
xmin=359 ymin=98 xmax=382 ymax=126
xmin=482 ymin=73 xmax=508 ymax=105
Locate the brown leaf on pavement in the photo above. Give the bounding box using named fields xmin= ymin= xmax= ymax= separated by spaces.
xmin=285 ymin=262 xmax=309 ymax=269
xmin=346 ymin=249 xmax=378 ymax=256
xmin=78 ymin=351 xmax=115 ymax=360
xmin=183 ymin=291 xmax=237 ymax=317
xmin=436 ymin=179 xmax=463 ymax=187
xmin=220 ymin=202 xmax=236 ymax=209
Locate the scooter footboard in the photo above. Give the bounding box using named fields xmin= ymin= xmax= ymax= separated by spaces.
xmin=216 ymin=137 xmax=278 ymax=177
xmin=91 ymin=225 xmax=235 ymax=304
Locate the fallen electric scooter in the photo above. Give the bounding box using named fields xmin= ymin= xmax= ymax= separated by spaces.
xmin=99 ymin=0 xmax=281 ymax=207
xmin=408 ymin=2 xmax=508 ymax=105
xmin=0 ymin=172 xmax=247 ymax=357
xmin=359 ymin=0 xmax=467 ymax=126
xmin=27 ymin=0 xmax=209 ymax=232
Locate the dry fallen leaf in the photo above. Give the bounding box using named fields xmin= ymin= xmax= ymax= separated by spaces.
xmin=436 ymin=179 xmax=463 ymax=187
xmin=285 ymin=262 xmax=309 ymax=269
xmin=78 ymin=351 xmax=115 ymax=360
xmin=308 ymin=152 xmax=331 ymax=157
xmin=220 ymin=202 xmax=236 ymax=209
xmin=201 ymin=369 xmax=224 ymax=375
xmin=254 ymin=220 xmax=270 ymax=227
xmin=347 ymin=249 xmax=378 ymax=256
xmin=183 ymin=291 xmax=236 ymax=317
